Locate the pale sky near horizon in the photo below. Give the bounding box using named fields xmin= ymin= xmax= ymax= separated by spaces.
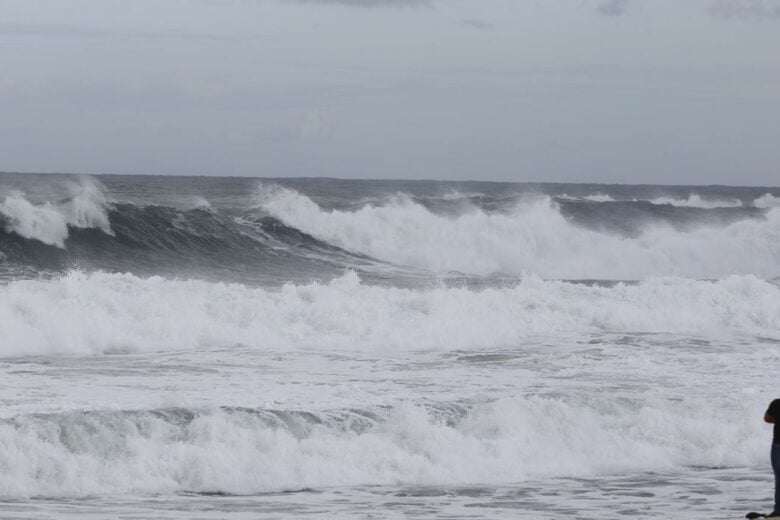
xmin=0 ymin=0 xmax=779 ymax=184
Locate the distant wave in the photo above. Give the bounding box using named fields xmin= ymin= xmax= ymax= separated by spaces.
xmin=1 ymin=271 xmax=778 ymax=357
xmin=258 ymin=185 xmax=780 ymax=279
xmin=559 ymin=193 xmax=744 ymax=208
xmin=409 ymin=191 xmax=747 ymax=210
xmin=646 ymin=194 xmax=743 ymax=208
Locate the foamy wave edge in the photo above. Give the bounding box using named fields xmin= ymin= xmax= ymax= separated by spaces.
xmin=0 ymin=395 xmax=767 ymax=498
xmin=2 ymin=271 xmax=779 ymax=357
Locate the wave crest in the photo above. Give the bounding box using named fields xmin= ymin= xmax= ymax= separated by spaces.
xmin=0 ymin=178 xmax=113 ymax=248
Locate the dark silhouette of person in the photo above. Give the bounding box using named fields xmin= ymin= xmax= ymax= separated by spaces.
xmin=764 ymin=399 xmax=780 ymax=517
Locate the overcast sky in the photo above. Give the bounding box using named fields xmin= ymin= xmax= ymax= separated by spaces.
xmin=1 ymin=0 xmax=779 ymax=184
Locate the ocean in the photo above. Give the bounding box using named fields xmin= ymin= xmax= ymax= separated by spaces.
xmin=1 ymin=172 xmax=779 ymax=519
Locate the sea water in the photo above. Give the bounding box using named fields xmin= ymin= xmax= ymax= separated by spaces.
xmin=1 ymin=173 xmax=779 ymax=519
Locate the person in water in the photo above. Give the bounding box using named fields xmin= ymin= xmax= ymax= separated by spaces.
xmin=765 ymin=399 xmax=780 ymax=517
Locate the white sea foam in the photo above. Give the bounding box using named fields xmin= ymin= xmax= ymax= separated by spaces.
xmin=1 ymin=271 xmax=779 ymax=357
xmin=560 ymin=193 xmax=740 ymax=207
xmin=754 ymin=193 xmax=780 ymax=208
xmin=646 ymin=194 xmax=743 ymax=208
xmin=0 ymin=178 xmax=113 ymax=248
xmin=0 ymin=394 xmax=766 ymax=498
xmin=582 ymin=193 xmax=616 ymax=202
xmin=256 ymin=185 xmax=780 ymax=279
xmin=439 ymin=190 xmax=487 ymax=201
xmin=559 ymin=194 xmax=618 ymax=203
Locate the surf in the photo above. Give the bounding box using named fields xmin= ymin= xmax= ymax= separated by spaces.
xmin=0 ymin=396 xmax=766 ymax=498
xmin=1 ymin=271 xmax=779 ymax=357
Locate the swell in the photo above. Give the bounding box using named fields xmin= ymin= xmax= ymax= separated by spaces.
xmin=1 ymin=271 xmax=779 ymax=357
xmin=0 ymin=396 xmax=766 ymax=498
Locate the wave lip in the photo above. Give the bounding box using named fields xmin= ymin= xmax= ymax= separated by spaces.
xmin=0 ymin=178 xmax=113 ymax=248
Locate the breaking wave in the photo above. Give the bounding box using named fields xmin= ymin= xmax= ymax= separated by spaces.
xmin=257 ymin=185 xmax=780 ymax=279
xmin=0 ymin=395 xmax=766 ymax=498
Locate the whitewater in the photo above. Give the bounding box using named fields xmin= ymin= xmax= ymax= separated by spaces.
xmin=1 ymin=173 xmax=779 ymax=519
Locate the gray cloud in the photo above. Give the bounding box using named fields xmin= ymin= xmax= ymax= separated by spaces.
xmin=709 ymin=0 xmax=780 ymax=18
xmin=596 ymin=0 xmax=631 ymax=16
xmin=286 ymin=0 xmax=433 ymax=7
xmin=2 ymin=0 xmax=780 ymax=184
xmin=456 ymin=18 xmax=494 ymax=30
xmin=0 ymin=22 xmax=241 ymax=42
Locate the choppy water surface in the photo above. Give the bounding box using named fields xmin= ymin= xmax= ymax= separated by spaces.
xmin=1 ymin=173 xmax=779 ymax=518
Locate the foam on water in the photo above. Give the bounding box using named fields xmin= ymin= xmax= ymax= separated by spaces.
xmin=257 ymin=185 xmax=780 ymax=279
xmin=562 ymin=193 xmax=744 ymax=207
xmin=1 ymin=175 xmax=779 ymax=514
xmin=646 ymin=194 xmax=743 ymax=208
xmin=1 ymin=271 xmax=779 ymax=357
xmin=583 ymin=194 xmax=616 ymax=202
